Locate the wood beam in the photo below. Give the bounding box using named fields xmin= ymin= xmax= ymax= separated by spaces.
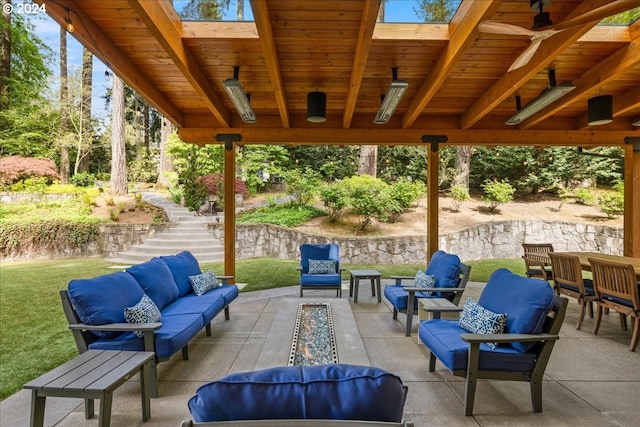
xmin=223 ymin=140 xmax=237 ymax=280
xmin=402 ymin=0 xmax=501 ymax=128
xmin=343 ymin=0 xmax=380 ymax=129
xmin=36 ymin=0 xmax=184 ymax=127
xmin=181 ymin=22 xmax=258 ymax=39
xmin=460 ymin=0 xmax=636 ymax=130
xmin=178 ymin=127 xmax=634 ymax=146
xmin=128 ymin=0 xmax=230 ymax=127
xmin=426 ymin=144 xmax=440 ymax=261
xmin=624 ymin=142 xmax=640 ymax=257
xmin=250 ymin=0 xmax=289 ymax=128
xmin=522 ymin=38 xmax=640 ymax=128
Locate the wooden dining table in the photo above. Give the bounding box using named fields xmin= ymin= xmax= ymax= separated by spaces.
xmin=557 ymin=252 xmax=640 ymax=280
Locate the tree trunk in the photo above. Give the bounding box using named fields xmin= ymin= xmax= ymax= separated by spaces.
xmin=0 ymin=0 xmax=11 ymax=111
xmin=59 ymin=27 xmax=70 ymax=184
xmin=358 ymin=145 xmax=377 ymax=177
xmin=143 ymin=101 xmax=150 ymax=155
xmin=157 ymin=118 xmax=174 ymax=188
xmin=237 ymin=0 xmax=244 ymax=20
xmin=453 ymin=146 xmax=471 ymax=189
xmin=76 ymin=48 xmax=93 ymax=173
xmin=110 ymin=75 xmax=127 ymax=195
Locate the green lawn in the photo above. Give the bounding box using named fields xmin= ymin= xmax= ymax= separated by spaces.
xmin=0 ymin=256 xmax=525 ymax=400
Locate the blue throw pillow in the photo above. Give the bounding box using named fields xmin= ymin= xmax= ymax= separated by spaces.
xmin=459 ymin=297 xmax=507 ymax=349
xmin=189 ymin=270 xmax=219 ymax=296
xmin=126 ymin=258 xmax=180 ymax=310
xmin=160 ymin=251 xmax=202 ymax=297
xmin=415 ymin=270 xmax=435 ymax=296
xmin=124 ymin=294 xmax=161 ymax=337
xmin=68 ymin=271 xmax=144 ymax=338
xmin=308 ymin=259 xmax=337 ymax=274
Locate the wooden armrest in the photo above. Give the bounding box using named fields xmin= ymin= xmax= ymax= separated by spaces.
xmin=217 ymin=275 xmax=233 ymax=285
xmin=461 ymin=333 xmax=559 ymax=344
xmin=402 ymin=287 xmax=465 ymax=293
xmin=69 ymin=322 xmax=162 ymax=332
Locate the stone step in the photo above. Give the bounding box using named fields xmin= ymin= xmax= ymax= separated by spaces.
xmin=106 ymin=251 xmax=223 ymax=265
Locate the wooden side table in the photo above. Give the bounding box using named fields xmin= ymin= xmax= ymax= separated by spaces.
xmin=349 ymin=269 xmax=382 ymax=303
xmin=24 ymin=349 xmax=155 ymax=427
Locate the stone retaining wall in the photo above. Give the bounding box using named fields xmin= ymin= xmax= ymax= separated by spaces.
xmin=2 ymin=223 xmax=167 ymax=261
xmin=206 ymin=220 xmax=623 ymax=263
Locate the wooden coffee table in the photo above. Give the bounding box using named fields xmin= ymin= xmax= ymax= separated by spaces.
xmin=24 ymin=349 xmax=154 ymax=427
xmin=349 ymin=269 xmax=382 ymax=303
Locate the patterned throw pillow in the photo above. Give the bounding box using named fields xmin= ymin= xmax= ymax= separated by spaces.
xmin=459 ymin=297 xmax=507 ymax=349
xmin=308 ymin=259 xmax=337 ymax=274
xmin=124 ymin=294 xmax=161 ymax=337
xmin=189 ymin=270 xmax=219 ymax=296
xmin=414 ymin=270 xmax=436 ymax=296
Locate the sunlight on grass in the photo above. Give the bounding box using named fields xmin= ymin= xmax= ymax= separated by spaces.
xmin=0 ymin=256 xmax=526 ymax=400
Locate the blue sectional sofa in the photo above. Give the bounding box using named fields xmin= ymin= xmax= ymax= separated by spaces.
xmin=59 ymin=251 xmax=238 ymax=396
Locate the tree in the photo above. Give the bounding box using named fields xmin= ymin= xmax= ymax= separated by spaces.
xmin=110 ymin=74 xmax=127 ymax=195
xmin=76 ymin=48 xmax=93 ymax=173
xmin=59 ymin=26 xmax=70 ymax=183
xmin=1 ymin=0 xmax=10 ymax=111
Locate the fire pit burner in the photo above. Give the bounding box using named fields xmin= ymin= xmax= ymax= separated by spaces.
xmin=289 ymin=303 xmax=338 ymax=366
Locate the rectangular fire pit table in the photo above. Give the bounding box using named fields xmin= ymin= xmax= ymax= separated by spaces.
xmin=24 ymin=349 xmax=154 ymax=427
xmin=349 ymin=269 xmax=382 ymax=303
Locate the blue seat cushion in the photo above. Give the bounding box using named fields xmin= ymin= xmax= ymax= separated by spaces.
xmin=425 ymin=250 xmax=461 ymax=297
xmin=127 ymin=258 xmax=180 ymax=310
xmin=301 ymin=273 xmax=341 ymax=286
xmin=88 ymin=312 xmax=204 ymax=358
xmin=383 ymin=285 xmax=431 ymax=311
xmin=559 ymin=278 xmax=595 ymax=296
xmin=160 ymin=251 xmax=202 ymax=297
xmin=162 ymin=286 xmax=236 ymax=325
xmin=68 ymin=271 xmax=144 ymax=338
xmin=478 ymin=269 xmax=554 ymax=352
xmin=419 ymin=319 xmax=536 ymax=372
xmin=188 ymin=364 xmax=408 ymax=422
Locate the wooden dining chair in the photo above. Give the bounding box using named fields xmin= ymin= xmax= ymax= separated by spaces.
xmin=588 ymin=257 xmax=640 ymax=352
xmin=548 ymin=252 xmax=596 ymax=330
xmin=522 ymin=243 xmax=554 ymax=281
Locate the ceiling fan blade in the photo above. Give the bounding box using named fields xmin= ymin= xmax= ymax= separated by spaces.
xmin=550 ymin=1 xmax=640 ymax=31
xmin=478 ymin=20 xmax=535 ymax=37
xmin=508 ymin=39 xmax=543 ymax=72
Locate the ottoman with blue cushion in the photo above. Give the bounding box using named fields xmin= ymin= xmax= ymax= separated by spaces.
xmin=188 ymin=364 xmax=408 ymax=423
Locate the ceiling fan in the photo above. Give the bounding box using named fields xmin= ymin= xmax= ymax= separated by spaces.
xmin=478 ymin=0 xmax=633 ymax=72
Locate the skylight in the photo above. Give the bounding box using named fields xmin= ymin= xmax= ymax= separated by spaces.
xmin=383 ymin=0 xmax=462 ymax=24
xmin=172 ymin=0 xmax=254 ymax=22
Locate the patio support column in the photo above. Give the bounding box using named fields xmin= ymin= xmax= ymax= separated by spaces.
xmin=623 ymin=137 xmax=640 ymax=257
xmin=423 ymin=135 xmax=447 ymax=263
xmin=216 ymin=134 xmax=242 ymax=280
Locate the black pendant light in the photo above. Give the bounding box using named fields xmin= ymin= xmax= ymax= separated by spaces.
xmin=307 ymin=91 xmax=326 ymax=123
xmin=588 ymin=95 xmax=613 ymax=126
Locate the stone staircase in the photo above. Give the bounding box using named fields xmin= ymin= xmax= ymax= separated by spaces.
xmin=105 ymin=192 xmax=224 ymax=265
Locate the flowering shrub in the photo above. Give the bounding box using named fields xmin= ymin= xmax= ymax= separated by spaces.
xmin=0 ymin=156 xmax=59 ymax=186
xmin=198 ymin=173 xmax=249 ymax=200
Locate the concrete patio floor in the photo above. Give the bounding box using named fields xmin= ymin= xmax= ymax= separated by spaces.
xmin=2 ymin=280 xmax=639 ymax=427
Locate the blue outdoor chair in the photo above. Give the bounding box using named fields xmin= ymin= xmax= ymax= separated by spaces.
xmin=384 ymin=250 xmax=471 ymax=336
xmin=298 ymin=243 xmax=343 ymax=297
xmin=419 ymin=269 xmax=568 ymax=415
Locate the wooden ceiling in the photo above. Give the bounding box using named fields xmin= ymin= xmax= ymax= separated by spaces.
xmin=41 ymin=0 xmax=640 ymax=147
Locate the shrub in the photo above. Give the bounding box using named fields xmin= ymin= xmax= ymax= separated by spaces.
xmin=281 ymin=168 xmax=321 ymax=206
xmin=598 ymin=191 xmax=624 ymax=218
xmin=341 ymin=175 xmax=391 ymax=230
xmin=449 ymin=184 xmax=470 ymax=212
xmin=319 ymin=183 xmax=349 ymax=222
xmin=109 ymin=209 xmax=120 ymax=222
xmin=0 ymin=156 xmax=59 ymax=186
xmin=198 ymin=173 xmax=249 ymax=202
xmin=574 ymin=188 xmax=595 ymax=205
xmin=389 ymin=178 xmax=425 ymax=211
xmin=481 ymin=179 xmax=515 ymax=212
xmin=70 ymin=172 xmax=96 ymax=187
xmin=168 ymin=187 xmax=183 ymax=205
